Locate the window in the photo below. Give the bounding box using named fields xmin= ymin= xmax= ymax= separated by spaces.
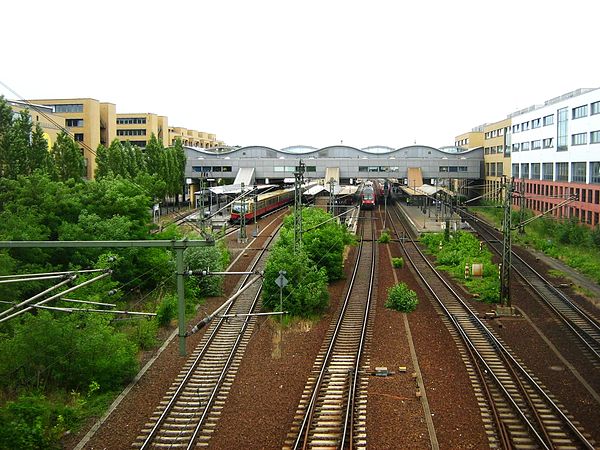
xmin=543 ymin=138 xmax=553 ymax=148
xmin=591 ymin=130 xmax=600 ymax=144
xmin=531 ymin=118 xmax=541 ymax=128
xmin=543 ymin=114 xmax=554 ymax=126
xmin=117 ymin=129 xmax=147 ymax=136
xmin=531 ymin=163 xmax=540 ymax=179
xmin=439 ymin=166 xmax=449 ymax=172
xmin=116 ymin=117 xmax=147 ymax=125
xmin=572 ymin=105 xmax=588 ymax=119
xmin=496 ymin=162 xmax=503 ymax=177
xmin=521 ymin=121 xmax=530 ymax=131
xmin=74 ymin=133 xmax=84 ymax=141
xmin=572 ymin=133 xmax=587 ymax=145
xmin=521 ymin=141 xmax=530 ymax=151
xmin=592 ymin=101 xmax=600 ymax=115
xmin=572 ymin=162 xmax=586 ymax=182
xmin=556 ymin=162 xmax=568 ymax=181
xmin=521 ymin=163 xmax=530 ymax=179
xmin=531 ymin=140 xmax=541 ymax=150
xmin=512 ymin=124 xmax=520 ymax=133
xmin=557 ymin=107 xmax=568 ymax=151
xmin=66 ymin=118 xmax=84 ymax=127
xmin=129 ymin=140 xmax=146 ymax=147
xmin=542 ymin=162 xmax=553 ymax=180
xmin=512 ymin=163 xmax=519 ymax=177
xmin=512 ymin=143 xmax=520 ymax=152
xmin=53 ymin=103 xmax=83 ymax=113
xmin=591 ymin=162 xmax=600 ymax=184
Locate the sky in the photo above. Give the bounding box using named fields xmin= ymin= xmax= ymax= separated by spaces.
xmin=2 ymin=0 xmax=599 ymax=150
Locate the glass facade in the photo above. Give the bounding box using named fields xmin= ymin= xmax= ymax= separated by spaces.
xmin=557 ymin=107 xmax=568 ymax=151
xmin=542 ymin=163 xmax=553 ymax=180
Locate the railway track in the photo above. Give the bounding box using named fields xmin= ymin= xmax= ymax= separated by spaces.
xmin=132 ymin=221 xmax=280 ymax=449
xmin=389 ymin=205 xmax=595 ymax=450
xmin=466 ymin=212 xmax=600 ymax=367
xmin=284 ymin=211 xmax=376 ymax=449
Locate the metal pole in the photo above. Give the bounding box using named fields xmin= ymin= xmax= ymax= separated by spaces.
xmin=176 ymin=245 xmax=186 ymax=356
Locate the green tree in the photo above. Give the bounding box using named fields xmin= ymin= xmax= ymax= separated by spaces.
xmin=49 ymin=131 xmax=84 ymax=181
xmin=145 ymin=133 xmax=164 ymax=177
xmin=262 ymin=245 xmax=329 ymax=317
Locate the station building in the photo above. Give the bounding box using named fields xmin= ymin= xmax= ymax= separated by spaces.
xmin=183 ymin=144 xmax=484 ymax=204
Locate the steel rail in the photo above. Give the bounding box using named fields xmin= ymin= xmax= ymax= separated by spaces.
xmin=390 ymin=205 xmax=594 ymax=449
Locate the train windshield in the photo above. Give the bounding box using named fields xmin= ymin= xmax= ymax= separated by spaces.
xmin=363 ymin=191 xmax=374 ymax=200
xmin=231 ymin=202 xmax=247 ymax=214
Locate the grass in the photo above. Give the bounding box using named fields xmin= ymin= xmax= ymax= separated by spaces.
xmin=470 ymin=205 xmax=600 ymax=285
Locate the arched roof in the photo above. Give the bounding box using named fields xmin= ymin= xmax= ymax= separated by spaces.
xmin=187 ymin=144 xmax=480 ymax=159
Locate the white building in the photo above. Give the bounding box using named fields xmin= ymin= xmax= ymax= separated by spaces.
xmin=508 ymin=88 xmax=600 ymax=226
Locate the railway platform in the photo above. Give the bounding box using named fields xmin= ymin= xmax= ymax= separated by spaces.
xmin=394 ymin=203 xmax=462 ymax=235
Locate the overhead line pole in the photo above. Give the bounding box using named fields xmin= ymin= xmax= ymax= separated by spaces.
xmin=0 ymin=239 xmax=213 ymax=356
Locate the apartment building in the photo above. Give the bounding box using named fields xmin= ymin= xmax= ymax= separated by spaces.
xmin=509 ymin=88 xmax=600 ymax=226
xmin=28 ymin=98 xmax=115 ymax=179
xmin=116 ymin=113 xmax=169 ymax=148
xmin=26 ymin=98 xmax=224 ymax=179
xmin=483 ymin=118 xmax=512 ymax=202
xmin=168 ymin=126 xmax=223 ymax=149
xmin=7 ymin=100 xmax=66 ymax=149
xmin=454 ymin=125 xmax=485 ymax=150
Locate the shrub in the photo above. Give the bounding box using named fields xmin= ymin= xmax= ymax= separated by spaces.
xmin=126 ymin=318 xmax=158 ymax=350
xmin=378 ymin=230 xmax=391 ymax=243
xmin=392 ymin=257 xmax=404 ymax=268
xmin=156 ymin=294 xmax=177 ymax=327
xmin=385 ymin=283 xmax=418 ymax=313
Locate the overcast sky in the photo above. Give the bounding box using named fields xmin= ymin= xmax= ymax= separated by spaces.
xmin=2 ymin=0 xmax=598 ymax=149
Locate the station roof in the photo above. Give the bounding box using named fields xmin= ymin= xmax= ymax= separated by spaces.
xmin=400 ymin=184 xmax=455 ymax=197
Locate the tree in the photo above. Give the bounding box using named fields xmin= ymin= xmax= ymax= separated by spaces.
xmin=144 ymin=133 xmax=164 ymax=177
xmin=49 ymin=131 xmax=84 ymax=182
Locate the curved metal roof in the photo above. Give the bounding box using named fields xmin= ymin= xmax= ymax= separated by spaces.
xmin=189 ymin=144 xmax=478 ymax=158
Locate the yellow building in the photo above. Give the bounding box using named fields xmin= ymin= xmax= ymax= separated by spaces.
xmin=483 ymin=118 xmax=512 ymax=202
xmin=168 ymin=126 xmax=222 ymax=148
xmin=27 ymin=98 xmax=118 ymax=179
xmin=454 ymin=125 xmax=485 ymax=150
xmin=116 ymin=113 xmax=169 ymax=148
xmin=7 ymin=100 xmax=66 ymax=150
xmin=27 ymin=97 xmax=225 ymax=178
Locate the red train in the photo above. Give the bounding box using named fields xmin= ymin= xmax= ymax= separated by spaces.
xmin=359 ymin=181 xmax=378 ymax=209
xmin=230 ymin=188 xmax=295 ymax=222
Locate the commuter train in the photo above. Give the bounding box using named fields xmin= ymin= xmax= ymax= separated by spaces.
xmin=230 ymin=187 xmax=295 ymax=222
xmin=359 ymin=181 xmax=378 ymax=210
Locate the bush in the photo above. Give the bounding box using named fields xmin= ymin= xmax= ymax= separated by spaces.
xmin=392 ymin=257 xmax=404 ymax=268
xmin=378 ymin=230 xmax=391 ymax=243
xmin=125 ymin=318 xmax=158 ymax=350
xmin=385 ymin=283 xmax=418 ymax=313
xmin=156 ymin=294 xmax=177 ymax=327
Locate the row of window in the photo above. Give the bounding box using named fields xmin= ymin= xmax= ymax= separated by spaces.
xmin=514 ymin=182 xmax=600 ymax=208
xmin=66 ymin=118 xmax=84 ymax=127
xmin=52 ymin=103 xmax=84 ymax=113
xmin=512 ymin=161 xmax=600 ymax=184
xmin=116 ymin=117 xmax=147 ymax=125
xmin=512 ymin=114 xmax=554 ymax=133
xmin=192 ymin=166 xmax=233 ymax=173
xmin=572 ymin=101 xmax=600 ymax=119
xmin=485 ymin=162 xmax=504 ymax=177
xmin=455 ymin=138 xmax=469 ymax=147
xmin=484 ymin=145 xmax=507 ymax=154
xmin=512 ymin=131 xmax=600 ymax=151
xmin=484 ymin=127 xmax=507 ymax=139
xmin=117 ymin=129 xmax=147 ymax=136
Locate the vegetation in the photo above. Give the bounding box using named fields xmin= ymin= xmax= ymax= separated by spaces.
xmin=385 ymin=282 xmax=418 ymax=312
xmin=420 ymin=231 xmax=500 ymax=303
xmin=472 ymin=204 xmax=600 ymax=285
xmin=262 ymin=207 xmax=355 ymax=317
xmin=378 ymin=230 xmax=391 ymax=243
xmin=392 ymin=257 xmax=404 ymax=268
xmin=0 ymin=96 xmax=223 ymax=448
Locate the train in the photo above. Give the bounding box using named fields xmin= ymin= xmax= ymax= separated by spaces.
xmin=359 ymin=181 xmax=378 ymax=210
xmin=230 ymin=187 xmax=295 ymax=222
